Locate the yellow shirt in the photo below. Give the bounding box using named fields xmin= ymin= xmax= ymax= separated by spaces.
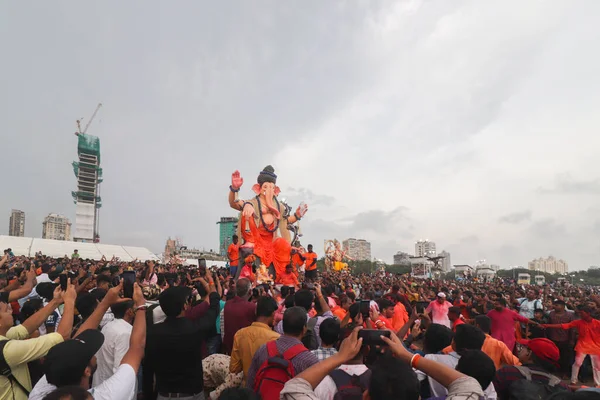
xmin=0 ymin=325 xmax=64 ymax=400
xmin=230 ymin=322 xmax=280 ymax=381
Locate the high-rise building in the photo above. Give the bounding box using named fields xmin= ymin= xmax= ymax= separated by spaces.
xmin=342 ymin=238 xmax=371 ymax=261
xmin=72 ymin=133 xmax=102 ymax=243
xmin=528 ymin=256 xmax=568 ymax=274
xmin=393 ymin=251 xmax=411 ymax=265
xmin=9 ymin=209 xmax=25 ymax=237
xmin=439 ymin=250 xmax=451 ymax=272
xmin=415 ymin=240 xmax=436 ymax=257
xmin=217 ymin=217 xmax=238 ymax=256
xmin=42 ymin=213 xmax=72 ymax=241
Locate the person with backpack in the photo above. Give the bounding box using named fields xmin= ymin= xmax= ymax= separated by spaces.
xmin=517 ymin=290 xmax=543 ymax=320
xmin=312 ymin=326 xmax=371 ymax=400
xmin=493 ymin=338 xmax=569 ymax=400
xmin=247 ymin=306 xmax=319 ymax=400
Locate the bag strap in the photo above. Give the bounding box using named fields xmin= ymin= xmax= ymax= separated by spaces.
xmin=514 ymin=366 xmax=560 ymax=386
xmin=266 ymin=340 xmax=279 ymax=358
xmin=282 ymin=343 xmax=307 ymax=361
xmin=329 ymin=369 xmax=352 ymax=387
xmin=0 ymin=340 xmax=31 ymax=396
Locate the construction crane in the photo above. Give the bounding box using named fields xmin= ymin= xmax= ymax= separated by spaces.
xmin=75 ymin=103 xmax=103 ymax=136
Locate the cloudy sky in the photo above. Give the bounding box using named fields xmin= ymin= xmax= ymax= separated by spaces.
xmin=2 ymin=1 xmax=600 ymax=269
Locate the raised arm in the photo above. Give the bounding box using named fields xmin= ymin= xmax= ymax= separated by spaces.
xmin=56 ymin=280 xmax=77 ymax=340
xmin=74 ymin=281 xmax=123 ymax=337
xmin=20 ymin=286 xmax=63 ymax=336
xmin=119 ymin=283 xmax=146 ymax=373
xmin=7 ymin=269 xmax=36 ymax=302
xmin=315 ymin=284 xmax=331 ymax=314
xmin=382 ymin=331 xmax=469 ymax=389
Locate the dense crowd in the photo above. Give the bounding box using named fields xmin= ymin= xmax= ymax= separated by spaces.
xmin=0 ymin=246 xmax=599 ymax=400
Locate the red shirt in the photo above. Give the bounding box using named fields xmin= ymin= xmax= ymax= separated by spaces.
xmin=223 ymin=297 xmax=256 ymax=353
xmin=278 ymin=272 xmax=299 ymax=287
xmin=452 ymin=318 xmax=465 ymax=332
xmin=304 ymin=252 xmax=318 ymax=271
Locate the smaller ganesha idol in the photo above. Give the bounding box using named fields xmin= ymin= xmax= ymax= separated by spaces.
xmin=228 ymin=165 xmax=308 ymax=280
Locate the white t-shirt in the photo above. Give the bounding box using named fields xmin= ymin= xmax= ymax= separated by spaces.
xmin=29 ymin=364 xmax=137 ymax=400
xmin=313 ymin=364 xmax=369 ymax=400
xmin=517 ymin=298 xmax=542 ymax=319
xmin=93 ymin=319 xmax=133 ymax=387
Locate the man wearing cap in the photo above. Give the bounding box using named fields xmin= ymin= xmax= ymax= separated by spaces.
xmin=425 ymin=292 xmax=453 ymax=328
xmin=493 ymin=338 xmax=568 ymax=399
xmin=0 ymin=283 xmax=76 ymax=400
xmin=29 ymin=281 xmax=147 ymax=400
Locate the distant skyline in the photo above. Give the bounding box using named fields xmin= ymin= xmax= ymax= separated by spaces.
xmin=2 ymin=2 xmax=600 ymax=269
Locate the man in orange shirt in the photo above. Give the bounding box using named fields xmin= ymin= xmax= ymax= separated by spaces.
xmin=442 ymin=315 xmax=521 ymax=370
xmin=542 ymin=306 xmax=600 ymax=386
xmin=227 ymin=235 xmax=240 ymax=278
xmin=332 ymin=295 xmax=352 ymax=321
xmin=304 ymin=244 xmax=318 ymax=281
xmin=448 ymin=307 xmax=465 ymax=332
xmin=278 ymin=264 xmax=299 ymax=287
xmin=391 ymin=294 xmax=408 ymax=331
xmin=371 ymin=299 xmax=395 ymax=330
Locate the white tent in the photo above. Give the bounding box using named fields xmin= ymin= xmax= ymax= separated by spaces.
xmin=0 ymin=235 xmax=159 ymax=262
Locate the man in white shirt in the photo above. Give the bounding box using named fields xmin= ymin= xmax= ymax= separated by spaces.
xmin=517 ymin=290 xmax=543 ymax=319
xmin=93 ymin=300 xmax=135 ymax=389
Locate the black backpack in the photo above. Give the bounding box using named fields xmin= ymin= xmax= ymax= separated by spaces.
xmin=0 ymin=340 xmax=30 ymax=396
xmin=507 ymin=366 xmax=567 ymax=400
xmin=330 ymin=369 xmax=371 ymax=400
xmin=301 ymin=317 xmax=319 ymax=350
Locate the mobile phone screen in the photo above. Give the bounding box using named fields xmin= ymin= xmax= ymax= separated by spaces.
xmin=59 ymin=274 xmax=68 ymax=291
xmin=121 ymin=271 xmax=136 ymax=299
xmin=358 ymin=329 xmax=390 ymax=346
xmin=360 ymin=300 xmax=370 ymax=316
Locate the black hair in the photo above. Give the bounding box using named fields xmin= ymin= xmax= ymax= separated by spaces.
xmin=454 ymin=324 xmax=486 ymax=354
xmin=226 ymin=290 xmax=236 ymax=301
xmin=20 ymin=298 xmax=43 ymax=323
xmin=96 ymin=275 xmax=112 ymax=286
xmin=496 ymin=298 xmax=507 ymax=307
xmin=43 ymin=385 xmax=93 ymax=400
xmin=319 ymin=318 xmax=341 ymax=347
xmin=369 ymin=353 xmax=419 ymax=400
xmin=456 ymin=350 xmax=495 ymax=390
xmin=474 ymin=315 xmax=491 ymax=334
xmin=75 ymin=293 xmax=98 ymax=319
xmin=577 ymin=305 xmax=592 ymax=314
xmin=159 ymin=287 xmax=192 ymax=317
xmin=294 ymin=289 xmax=314 ymax=312
xmin=218 ymin=387 xmax=260 ymax=400
xmin=448 ymin=306 xmax=461 ymax=316
xmin=256 ymin=296 xmax=278 ymax=318
xmin=284 ymin=294 xmax=295 ymax=309
xmin=377 ymin=298 xmax=393 ymax=311
xmin=110 ymin=300 xmax=134 ymax=319
xmin=48 ymin=271 xmax=61 ymax=281
xmin=282 ymin=306 xmax=307 ymax=336
xmin=348 ymin=302 xmax=360 ymax=319
xmin=423 ymin=324 xmax=453 ymax=354
xmin=41 ymin=263 xmax=52 ymax=273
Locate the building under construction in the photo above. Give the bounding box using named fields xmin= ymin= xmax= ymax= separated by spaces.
xmin=71 ymin=103 xmax=103 ymax=243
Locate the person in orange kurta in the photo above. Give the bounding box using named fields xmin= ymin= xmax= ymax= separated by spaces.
xmin=391 ymin=298 xmax=409 ymax=331
xmin=239 ymin=255 xmax=256 ymax=283
xmin=332 ymin=295 xmax=352 ymax=321
xmin=277 ymin=264 xmax=299 ymax=287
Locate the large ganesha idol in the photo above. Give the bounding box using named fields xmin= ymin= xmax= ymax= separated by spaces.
xmin=228 ymin=165 xmax=308 ymax=280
